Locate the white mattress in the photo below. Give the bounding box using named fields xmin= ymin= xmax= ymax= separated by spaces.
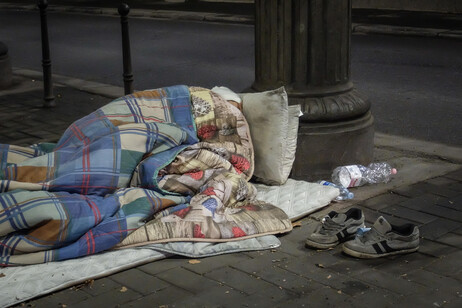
xmin=0 ymin=179 xmax=338 ymax=307
xmin=0 ymin=236 xmax=281 ymax=308
xmin=254 ymin=178 xmax=339 ymax=221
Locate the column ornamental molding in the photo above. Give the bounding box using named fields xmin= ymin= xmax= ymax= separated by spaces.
xmin=291 ymin=89 xmax=370 ymax=122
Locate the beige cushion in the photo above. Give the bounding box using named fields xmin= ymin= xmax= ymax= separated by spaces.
xmin=240 ymin=87 xmax=300 ymax=185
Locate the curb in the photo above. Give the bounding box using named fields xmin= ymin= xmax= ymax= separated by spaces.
xmin=374 ymin=133 xmax=462 ymax=165
xmin=352 ymin=23 xmax=462 ymax=39
xmin=1 ymin=3 xmax=461 ymax=39
xmin=12 ymin=67 xmax=462 ymax=160
xmin=13 ymin=68 xmax=124 ymax=99
xmin=0 ymin=3 xmax=254 ymax=25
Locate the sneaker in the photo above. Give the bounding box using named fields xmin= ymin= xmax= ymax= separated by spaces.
xmin=305 ymin=208 xmax=365 ymax=249
xmin=342 ymin=216 xmax=419 ymax=258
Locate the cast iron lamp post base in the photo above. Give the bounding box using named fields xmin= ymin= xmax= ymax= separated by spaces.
xmin=254 ymin=0 xmax=374 ymax=180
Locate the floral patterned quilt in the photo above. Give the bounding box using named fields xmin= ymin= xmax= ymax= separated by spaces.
xmin=0 ymin=85 xmax=292 ymax=266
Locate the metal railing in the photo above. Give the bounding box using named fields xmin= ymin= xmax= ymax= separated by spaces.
xmin=36 ymin=1 xmax=134 ymax=107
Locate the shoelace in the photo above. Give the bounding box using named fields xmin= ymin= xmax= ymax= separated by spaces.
xmin=319 ymin=216 xmax=343 ymax=234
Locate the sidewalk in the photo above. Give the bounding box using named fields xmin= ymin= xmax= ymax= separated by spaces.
xmin=1 ymin=70 xmax=462 ymax=307
xmin=0 ymin=0 xmax=461 ymax=39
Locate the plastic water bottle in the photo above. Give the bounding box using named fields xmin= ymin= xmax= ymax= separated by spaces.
xmin=317 ymin=180 xmax=354 ymax=201
xmin=331 ymin=162 xmax=397 ymax=188
xmin=356 ymin=227 xmax=371 ymax=237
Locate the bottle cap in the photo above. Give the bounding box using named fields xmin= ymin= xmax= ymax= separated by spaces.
xmin=391 ymin=168 xmax=397 ymax=175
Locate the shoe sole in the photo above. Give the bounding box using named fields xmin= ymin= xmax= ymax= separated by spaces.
xmin=305 ymin=234 xmax=355 ymax=250
xmin=305 ymin=238 xmax=339 ymax=249
xmin=342 ymin=245 xmax=419 ymax=258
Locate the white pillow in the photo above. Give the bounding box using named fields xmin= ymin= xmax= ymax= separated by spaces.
xmin=240 ymin=87 xmax=300 ymax=185
xmin=211 ymin=86 xmax=242 ymax=104
xmin=283 ymin=104 xmax=301 ymax=181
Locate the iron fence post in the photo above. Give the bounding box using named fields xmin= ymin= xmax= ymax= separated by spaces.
xmin=38 ymin=0 xmax=55 ymax=107
xmin=118 ymin=3 xmax=134 ymax=95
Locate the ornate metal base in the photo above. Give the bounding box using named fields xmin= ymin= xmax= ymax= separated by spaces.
xmin=291 ymin=111 xmax=375 ymax=181
xmin=42 ymin=96 xmax=56 ymax=108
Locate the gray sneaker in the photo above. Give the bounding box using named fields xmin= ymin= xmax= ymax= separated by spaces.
xmin=305 ymin=208 xmax=365 ymax=249
xmin=342 ymin=216 xmax=420 ymax=258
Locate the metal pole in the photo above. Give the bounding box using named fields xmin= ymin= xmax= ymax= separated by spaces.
xmin=37 ymin=0 xmax=55 ymax=107
xmin=118 ymin=3 xmax=134 ymax=95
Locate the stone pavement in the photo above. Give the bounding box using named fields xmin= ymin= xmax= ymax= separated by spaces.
xmin=0 ymin=78 xmax=111 ymax=147
xmin=1 ymin=71 xmax=462 ymax=307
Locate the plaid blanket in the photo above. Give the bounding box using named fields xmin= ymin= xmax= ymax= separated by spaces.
xmin=0 ymin=86 xmax=291 ymax=266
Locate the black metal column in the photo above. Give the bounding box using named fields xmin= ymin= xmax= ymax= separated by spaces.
xmin=254 ymin=0 xmax=374 ymax=180
xmin=119 ymin=3 xmax=134 ymax=95
xmin=38 ymin=0 xmax=55 ymax=107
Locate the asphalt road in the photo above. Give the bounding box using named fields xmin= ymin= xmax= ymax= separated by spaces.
xmin=1 ymin=10 xmax=461 ymax=146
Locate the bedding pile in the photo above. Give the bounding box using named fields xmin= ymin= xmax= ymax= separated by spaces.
xmin=0 ymin=85 xmax=293 ymax=266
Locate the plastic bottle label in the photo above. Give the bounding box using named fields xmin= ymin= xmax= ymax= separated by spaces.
xmin=345 ymin=165 xmax=362 ymax=187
